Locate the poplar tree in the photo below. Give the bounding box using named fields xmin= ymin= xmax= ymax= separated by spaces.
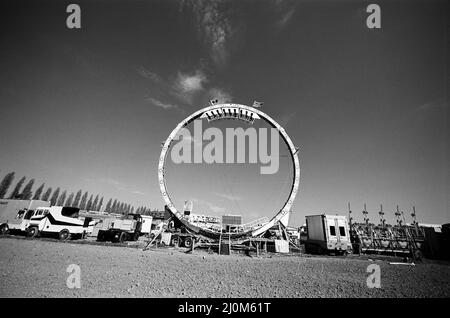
xmin=20 ymin=179 xmax=35 ymax=200
xmin=0 ymin=172 xmax=15 ymax=199
xmin=65 ymin=192 xmax=74 ymax=207
xmin=72 ymin=190 xmax=82 ymax=207
xmin=111 ymin=199 xmax=118 ymax=213
xmin=79 ymin=191 xmax=88 ymax=210
xmin=92 ymin=195 xmax=99 ymax=211
xmin=57 ymin=190 xmax=67 ymax=206
xmin=32 ymin=183 xmax=45 ymax=200
xmin=41 ymin=187 xmax=52 ymax=201
xmin=9 ymin=176 xmax=26 ymax=199
xmin=97 ymin=197 xmax=104 ymax=211
xmin=105 ymin=198 xmax=112 ymax=212
xmin=50 ymin=187 xmax=60 ymax=206
xmin=85 ymin=194 xmax=93 ymax=211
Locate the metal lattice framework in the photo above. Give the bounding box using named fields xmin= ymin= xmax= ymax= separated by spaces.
xmin=158 ymin=103 xmax=300 ymax=238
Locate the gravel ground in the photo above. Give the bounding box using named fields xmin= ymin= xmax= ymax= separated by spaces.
xmin=1 ymin=237 xmax=449 ymax=298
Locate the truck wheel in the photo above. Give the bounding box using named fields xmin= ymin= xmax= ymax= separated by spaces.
xmin=414 ymin=250 xmax=423 ymax=261
xmin=171 ymin=236 xmax=179 ymax=247
xmin=317 ymin=246 xmax=324 ymax=255
xmin=304 ymin=243 xmax=310 ymax=254
xmin=112 ymin=232 xmax=120 ymax=243
xmin=184 ymin=237 xmax=193 ymax=248
xmin=59 ymin=229 xmax=70 ymax=241
xmin=119 ymin=232 xmax=127 ymax=243
xmin=0 ymin=224 xmax=9 ymax=235
xmin=133 ymin=232 xmax=140 ymax=241
xmin=26 ymin=227 xmax=39 ymax=238
xmin=97 ymin=231 xmax=104 ymax=242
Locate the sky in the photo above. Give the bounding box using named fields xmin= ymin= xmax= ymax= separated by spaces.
xmin=0 ymin=0 xmax=448 ymax=226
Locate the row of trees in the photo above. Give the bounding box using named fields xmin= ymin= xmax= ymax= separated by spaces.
xmin=0 ymin=171 xmax=152 ymax=214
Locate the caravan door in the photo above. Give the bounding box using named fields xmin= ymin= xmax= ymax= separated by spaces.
xmin=140 ymin=216 xmax=153 ymax=234
xmin=324 ymin=215 xmax=339 ymax=249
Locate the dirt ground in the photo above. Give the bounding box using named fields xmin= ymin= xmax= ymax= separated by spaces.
xmin=1 ymin=236 xmax=449 ymax=298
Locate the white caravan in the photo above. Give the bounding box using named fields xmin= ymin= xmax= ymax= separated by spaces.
xmin=304 ymin=214 xmax=353 ymax=255
xmin=27 ymin=206 xmax=93 ymax=240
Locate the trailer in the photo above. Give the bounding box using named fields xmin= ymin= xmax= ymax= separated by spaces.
xmin=96 ymin=214 xmax=152 ymax=243
xmin=0 ymin=199 xmax=50 ymax=235
xmin=304 ymin=214 xmax=352 ymax=255
xmin=26 ymin=206 xmax=93 ymax=240
xmin=351 ymin=222 xmax=426 ymax=259
xmin=165 ymin=232 xmax=199 ymax=248
xmin=349 ymin=206 xmax=427 ymax=260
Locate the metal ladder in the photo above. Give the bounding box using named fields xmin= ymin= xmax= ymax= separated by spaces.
xmin=142 ymin=218 xmax=170 ymax=251
xmin=218 ymin=229 xmax=231 ymax=255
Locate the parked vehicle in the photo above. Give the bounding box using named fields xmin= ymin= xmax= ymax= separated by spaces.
xmin=26 ymin=206 xmax=93 ymax=240
xmin=96 ymin=214 xmax=152 ymax=243
xmin=304 ymin=214 xmax=352 ymax=255
xmin=0 ymin=199 xmax=50 ymax=235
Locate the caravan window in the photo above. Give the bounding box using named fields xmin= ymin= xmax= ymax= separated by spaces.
xmin=24 ymin=210 xmax=34 ymax=220
xmin=329 ymin=226 xmax=336 ymax=236
xmin=15 ymin=210 xmax=25 ymax=219
xmin=61 ymin=207 xmax=79 ymax=218
xmin=339 ymin=226 xmax=346 ymax=236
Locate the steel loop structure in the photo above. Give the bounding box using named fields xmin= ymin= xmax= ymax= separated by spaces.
xmin=158 ymin=103 xmax=300 ymax=239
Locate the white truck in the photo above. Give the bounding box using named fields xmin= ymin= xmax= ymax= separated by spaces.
xmin=0 ymin=199 xmax=50 ymax=235
xmin=304 ymin=214 xmax=352 ymax=255
xmin=96 ymin=214 xmax=152 ymax=243
xmin=26 ymin=206 xmax=93 ymax=240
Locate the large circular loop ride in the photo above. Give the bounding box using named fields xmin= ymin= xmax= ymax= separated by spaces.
xmin=158 ymin=103 xmax=300 ymax=238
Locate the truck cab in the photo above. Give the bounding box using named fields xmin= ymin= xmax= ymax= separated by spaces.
xmin=0 ymin=199 xmax=50 ymax=235
xmin=96 ymin=213 xmax=152 ymax=243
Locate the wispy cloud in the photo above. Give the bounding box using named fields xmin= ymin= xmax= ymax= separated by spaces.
xmin=89 ymin=177 xmax=148 ymax=196
xmin=137 ymin=66 xmax=232 ymax=108
xmin=277 ymin=111 xmax=297 ymax=127
xmin=137 ymin=66 xmax=163 ymax=83
xmin=138 ymin=67 xmax=209 ymax=109
xmin=277 ymin=7 xmax=295 ymax=28
xmin=63 ymin=47 xmax=103 ymax=78
xmin=208 ymin=87 xmax=233 ymax=103
xmin=116 ymin=187 xmax=147 ymax=196
xmin=191 ymin=197 xmax=226 ymax=214
xmin=208 ymin=204 xmax=226 ymax=214
xmin=172 ymin=70 xmax=208 ymax=104
xmin=416 ymin=99 xmax=446 ymax=112
xmin=274 ymin=0 xmax=297 ymax=30
xmin=184 ymin=0 xmax=233 ymax=67
xmin=213 ymin=192 xmax=241 ymax=202
xmin=146 ymin=97 xmax=181 ymax=111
